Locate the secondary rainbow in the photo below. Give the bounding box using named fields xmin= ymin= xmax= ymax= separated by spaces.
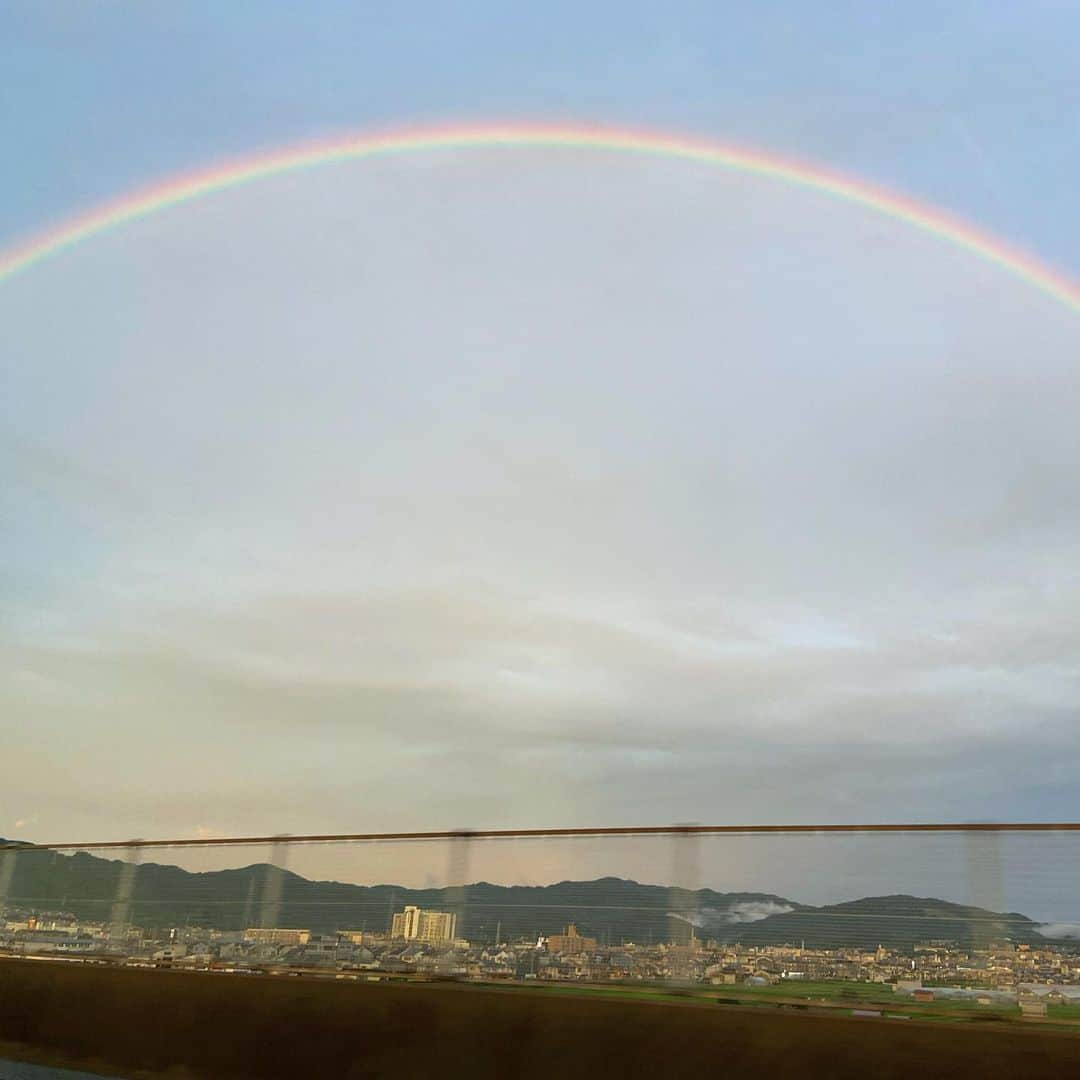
xmin=1 ymin=121 xmax=1077 ymax=311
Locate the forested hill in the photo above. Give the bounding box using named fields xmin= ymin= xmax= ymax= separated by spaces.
xmin=0 ymin=842 xmax=1050 ymax=949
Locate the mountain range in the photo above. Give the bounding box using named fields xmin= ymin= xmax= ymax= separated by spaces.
xmin=0 ymin=841 xmax=1059 ymax=950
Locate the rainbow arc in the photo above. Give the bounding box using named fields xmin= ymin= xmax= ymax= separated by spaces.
xmin=1 ymin=122 xmax=1077 ymax=311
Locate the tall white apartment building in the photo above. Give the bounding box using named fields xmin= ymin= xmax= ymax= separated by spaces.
xmin=390 ymin=905 xmax=457 ymax=943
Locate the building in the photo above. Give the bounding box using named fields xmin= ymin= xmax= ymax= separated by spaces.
xmin=152 ymin=945 xmax=188 ymax=962
xmin=242 ymin=928 xmax=310 ymax=947
xmin=416 ymin=909 xmax=457 ymax=944
xmin=390 ymin=907 xmax=421 ymax=940
xmin=547 ymin=924 xmax=597 ymax=956
xmin=12 ymin=930 xmax=96 ymax=955
xmin=390 ymin=906 xmax=457 ymax=944
xmin=1019 ymin=996 xmax=1048 ymax=1019
xmin=298 ymin=934 xmax=343 ymax=964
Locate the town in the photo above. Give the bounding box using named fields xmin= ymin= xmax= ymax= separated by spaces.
xmin=4 ymin=902 xmax=1079 ymax=1017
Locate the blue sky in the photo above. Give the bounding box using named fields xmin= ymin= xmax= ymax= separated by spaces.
xmin=2 ymin=2 xmax=1080 ymax=896
xmin=3 ymin=1 xmax=1078 ymax=273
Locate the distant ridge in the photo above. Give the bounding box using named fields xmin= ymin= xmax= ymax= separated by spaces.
xmin=0 ymin=844 xmax=1055 ymax=949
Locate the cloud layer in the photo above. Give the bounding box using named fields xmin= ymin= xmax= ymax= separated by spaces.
xmin=2 ymin=151 xmax=1079 ymax=897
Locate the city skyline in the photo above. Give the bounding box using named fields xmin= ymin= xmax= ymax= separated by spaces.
xmin=7 ymin=869 xmax=1080 ymax=1006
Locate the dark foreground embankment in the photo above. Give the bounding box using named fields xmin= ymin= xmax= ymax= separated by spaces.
xmin=2 ymin=960 xmax=1079 ymax=1079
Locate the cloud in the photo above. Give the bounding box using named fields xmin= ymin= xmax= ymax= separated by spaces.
xmin=667 ymin=902 xmax=796 ymax=928
xmin=1 ymin=149 xmax=1079 ymax=904
xmin=1035 ymin=924 xmax=1080 ymax=939
xmin=724 ymin=901 xmax=796 ymax=923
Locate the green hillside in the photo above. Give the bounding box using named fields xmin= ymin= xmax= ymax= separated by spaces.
xmin=0 ymin=843 xmax=1050 ymax=949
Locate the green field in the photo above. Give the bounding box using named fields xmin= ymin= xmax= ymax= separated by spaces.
xmin=492 ymin=978 xmax=1040 ymax=1026
xmin=734 ymin=979 xmax=891 ymax=1002
xmin=698 ymin=980 xmax=1018 ymax=1022
xmin=463 ymin=976 xmax=1080 ymax=1036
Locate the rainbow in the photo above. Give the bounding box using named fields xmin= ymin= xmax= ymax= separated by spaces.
xmin=1 ymin=121 xmax=1077 ymax=311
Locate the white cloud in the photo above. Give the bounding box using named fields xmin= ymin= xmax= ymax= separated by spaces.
xmin=667 ymin=902 xmax=795 ymax=927
xmin=724 ymin=901 xmax=796 ymax=923
xmin=1036 ymin=923 xmax=1080 ymax=939
xmin=1 ymin=149 xmax=1078 ymax=880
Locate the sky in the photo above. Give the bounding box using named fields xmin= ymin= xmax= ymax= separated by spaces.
xmin=2 ymin=3 xmax=1079 ymax=903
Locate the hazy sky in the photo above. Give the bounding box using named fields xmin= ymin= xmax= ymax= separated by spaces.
xmin=2 ymin=1 xmax=1079 ymax=903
